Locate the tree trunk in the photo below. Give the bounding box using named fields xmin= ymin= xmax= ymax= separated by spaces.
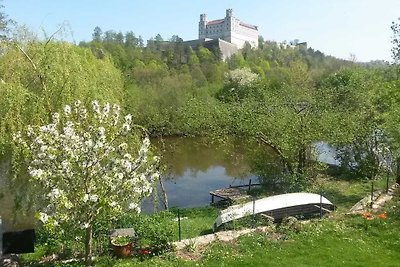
xmin=396 ymin=157 xmax=400 ymax=184
xmin=85 ymin=224 xmax=93 ymax=266
xmin=258 ymin=132 xmax=294 ymax=175
xmin=297 ymin=145 xmax=306 ymax=175
xmin=159 ymin=177 xmax=169 ymax=210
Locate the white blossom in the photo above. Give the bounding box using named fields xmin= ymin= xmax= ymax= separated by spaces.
xmin=122 ymin=123 xmax=131 ymax=135
xmin=27 ymin=126 xmax=34 ymax=137
xmin=125 ymin=114 xmax=132 ymax=124
xmin=52 ymin=112 xmax=60 ymax=123
xmin=29 ymin=168 xmax=44 ymax=179
xmin=80 ymin=222 xmax=90 ymax=229
xmin=92 ymin=100 xmax=100 ymax=114
xmin=128 ymin=202 xmax=141 ymax=213
xmin=98 ymin=126 xmax=105 ymax=137
xmin=89 ymin=194 xmax=98 ymax=202
xmin=38 ymin=212 xmax=49 ymax=223
xmin=64 ymin=105 xmax=71 ymax=115
xmin=123 ymin=160 xmax=132 ymax=173
xmin=12 ymin=131 xmax=21 ymax=142
xmin=151 ymin=172 xmax=160 ymax=181
xmin=48 ymin=188 xmax=62 ymax=199
xmin=103 ymin=103 xmax=110 ymax=117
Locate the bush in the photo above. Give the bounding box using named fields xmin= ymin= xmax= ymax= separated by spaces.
xmin=116 ymin=211 xmax=175 ymax=255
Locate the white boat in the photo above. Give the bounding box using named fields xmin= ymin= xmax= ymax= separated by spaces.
xmin=213 ymin=192 xmax=334 ymax=230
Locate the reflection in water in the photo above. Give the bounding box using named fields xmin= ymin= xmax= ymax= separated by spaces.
xmin=143 ymin=137 xmax=256 ymax=210
xmin=315 ymin=142 xmax=339 ymax=166
xmin=0 ymin=160 xmax=35 ymax=232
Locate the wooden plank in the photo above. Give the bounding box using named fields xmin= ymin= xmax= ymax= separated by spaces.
xmin=209 ymin=187 xmax=249 ymax=202
xmin=313 ymin=205 xmax=332 ymax=213
xmin=229 ymin=183 xmax=261 ymax=189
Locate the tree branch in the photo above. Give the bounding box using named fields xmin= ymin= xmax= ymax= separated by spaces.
xmin=257 ymin=132 xmax=294 ymax=175
xmin=14 ymin=43 xmax=47 ymax=92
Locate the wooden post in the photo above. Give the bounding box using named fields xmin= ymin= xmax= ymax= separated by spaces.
xmin=211 ymin=194 xmax=214 ymax=204
xmin=252 ymin=197 xmax=256 ymax=228
xmin=248 ymin=179 xmax=252 ymax=192
xmin=178 ymin=209 xmax=182 ymax=242
xmin=0 ymin=216 xmax=2 ymax=257
xmin=370 ymin=181 xmax=374 ymax=207
xmin=386 ymin=171 xmax=390 ymax=193
xmin=319 ymin=193 xmax=323 ymax=219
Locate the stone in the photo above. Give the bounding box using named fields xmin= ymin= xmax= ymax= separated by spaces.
xmin=0 ymin=254 xmax=20 ymax=267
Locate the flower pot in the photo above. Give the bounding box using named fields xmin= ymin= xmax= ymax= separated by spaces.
xmin=112 ymin=242 xmax=133 ymax=258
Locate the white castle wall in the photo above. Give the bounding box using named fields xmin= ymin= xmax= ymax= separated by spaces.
xmin=199 ymin=9 xmax=258 ymax=49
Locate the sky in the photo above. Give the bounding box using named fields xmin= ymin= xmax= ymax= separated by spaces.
xmin=4 ymin=0 xmax=400 ymax=62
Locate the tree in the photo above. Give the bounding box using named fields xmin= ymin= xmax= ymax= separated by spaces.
xmin=14 ymin=100 xmax=160 ymax=266
xmin=227 ymin=61 xmax=324 ymax=190
xmin=125 ymin=31 xmax=138 ymax=47
xmin=391 ymin=18 xmax=400 ymax=66
xmin=154 ymin=33 xmax=163 ymax=42
xmin=170 ymin=34 xmax=183 ymax=43
xmin=92 ymin=26 xmax=103 ymax=42
xmin=216 ymin=67 xmax=259 ymax=102
xmin=138 ymin=35 xmax=144 ymax=47
xmin=0 ymin=0 xmax=13 ymax=40
xmin=0 ymin=41 xmax=124 ymax=231
xmin=115 ymin=31 xmax=124 ymax=45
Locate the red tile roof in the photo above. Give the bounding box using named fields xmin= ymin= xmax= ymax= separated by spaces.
xmin=207 ymin=19 xmax=225 ymax=25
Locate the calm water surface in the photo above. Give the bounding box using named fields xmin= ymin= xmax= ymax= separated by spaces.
xmin=143 ymin=137 xmax=256 ymax=210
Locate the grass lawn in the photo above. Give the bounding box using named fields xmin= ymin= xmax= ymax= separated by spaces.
xmin=21 ymin=177 xmax=400 ymax=266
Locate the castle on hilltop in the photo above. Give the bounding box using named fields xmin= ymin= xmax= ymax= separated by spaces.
xmin=199 ymin=9 xmax=258 ymax=49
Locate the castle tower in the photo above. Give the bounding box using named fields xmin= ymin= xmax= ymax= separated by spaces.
xmin=199 ymin=13 xmax=208 ymax=39
xmin=226 ymin=9 xmax=233 ymax=17
xmin=225 ymin=9 xmax=234 ymax=42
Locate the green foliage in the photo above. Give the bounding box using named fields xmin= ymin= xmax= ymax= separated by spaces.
xmin=110 ymin=235 xmax=133 ymax=246
xmin=0 ymin=41 xmax=125 ymax=220
xmin=116 ymin=211 xmax=175 ymax=255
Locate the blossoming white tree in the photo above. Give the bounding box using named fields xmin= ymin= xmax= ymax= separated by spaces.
xmin=14 ymin=100 xmax=159 ymax=266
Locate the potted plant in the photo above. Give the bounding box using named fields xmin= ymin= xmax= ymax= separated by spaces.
xmin=110 ymin=235 xmax=133 ymax=258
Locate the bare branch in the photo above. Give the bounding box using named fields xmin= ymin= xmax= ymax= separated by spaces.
xmin=257 ymin=131 xmax=294 ymax=174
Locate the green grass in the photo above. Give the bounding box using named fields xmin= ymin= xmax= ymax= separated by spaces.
xmin=169 ymin=206 xmax=219 ymax=239
xmin=21 ymin=178 xmax=400 ymax=266
xmin=310 ymin=175 xmax=393 ymax=212
xmin=92 ymin=199 xmax=400 ymax=267
xmin=202 ymin=207 xmax=400 ymax=267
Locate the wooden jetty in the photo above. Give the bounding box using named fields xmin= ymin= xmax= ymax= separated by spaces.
xmin=209 ymin=179 xmax=261 ymax=203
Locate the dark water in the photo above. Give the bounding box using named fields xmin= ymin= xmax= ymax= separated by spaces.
xmin=143 ymin=137 xmax=256 ymax=210
xmin=315 ymin=141 xmax=339 ymax=166
xmin=0 ymin=160 xmax=35 ymax=232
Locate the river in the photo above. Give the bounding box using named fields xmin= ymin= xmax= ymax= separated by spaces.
xmin=142 ymin=137 xmax=257 ymax=211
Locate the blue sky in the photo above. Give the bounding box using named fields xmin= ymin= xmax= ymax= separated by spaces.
xmin=4 ymin=0 xmax=400 ymax=62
